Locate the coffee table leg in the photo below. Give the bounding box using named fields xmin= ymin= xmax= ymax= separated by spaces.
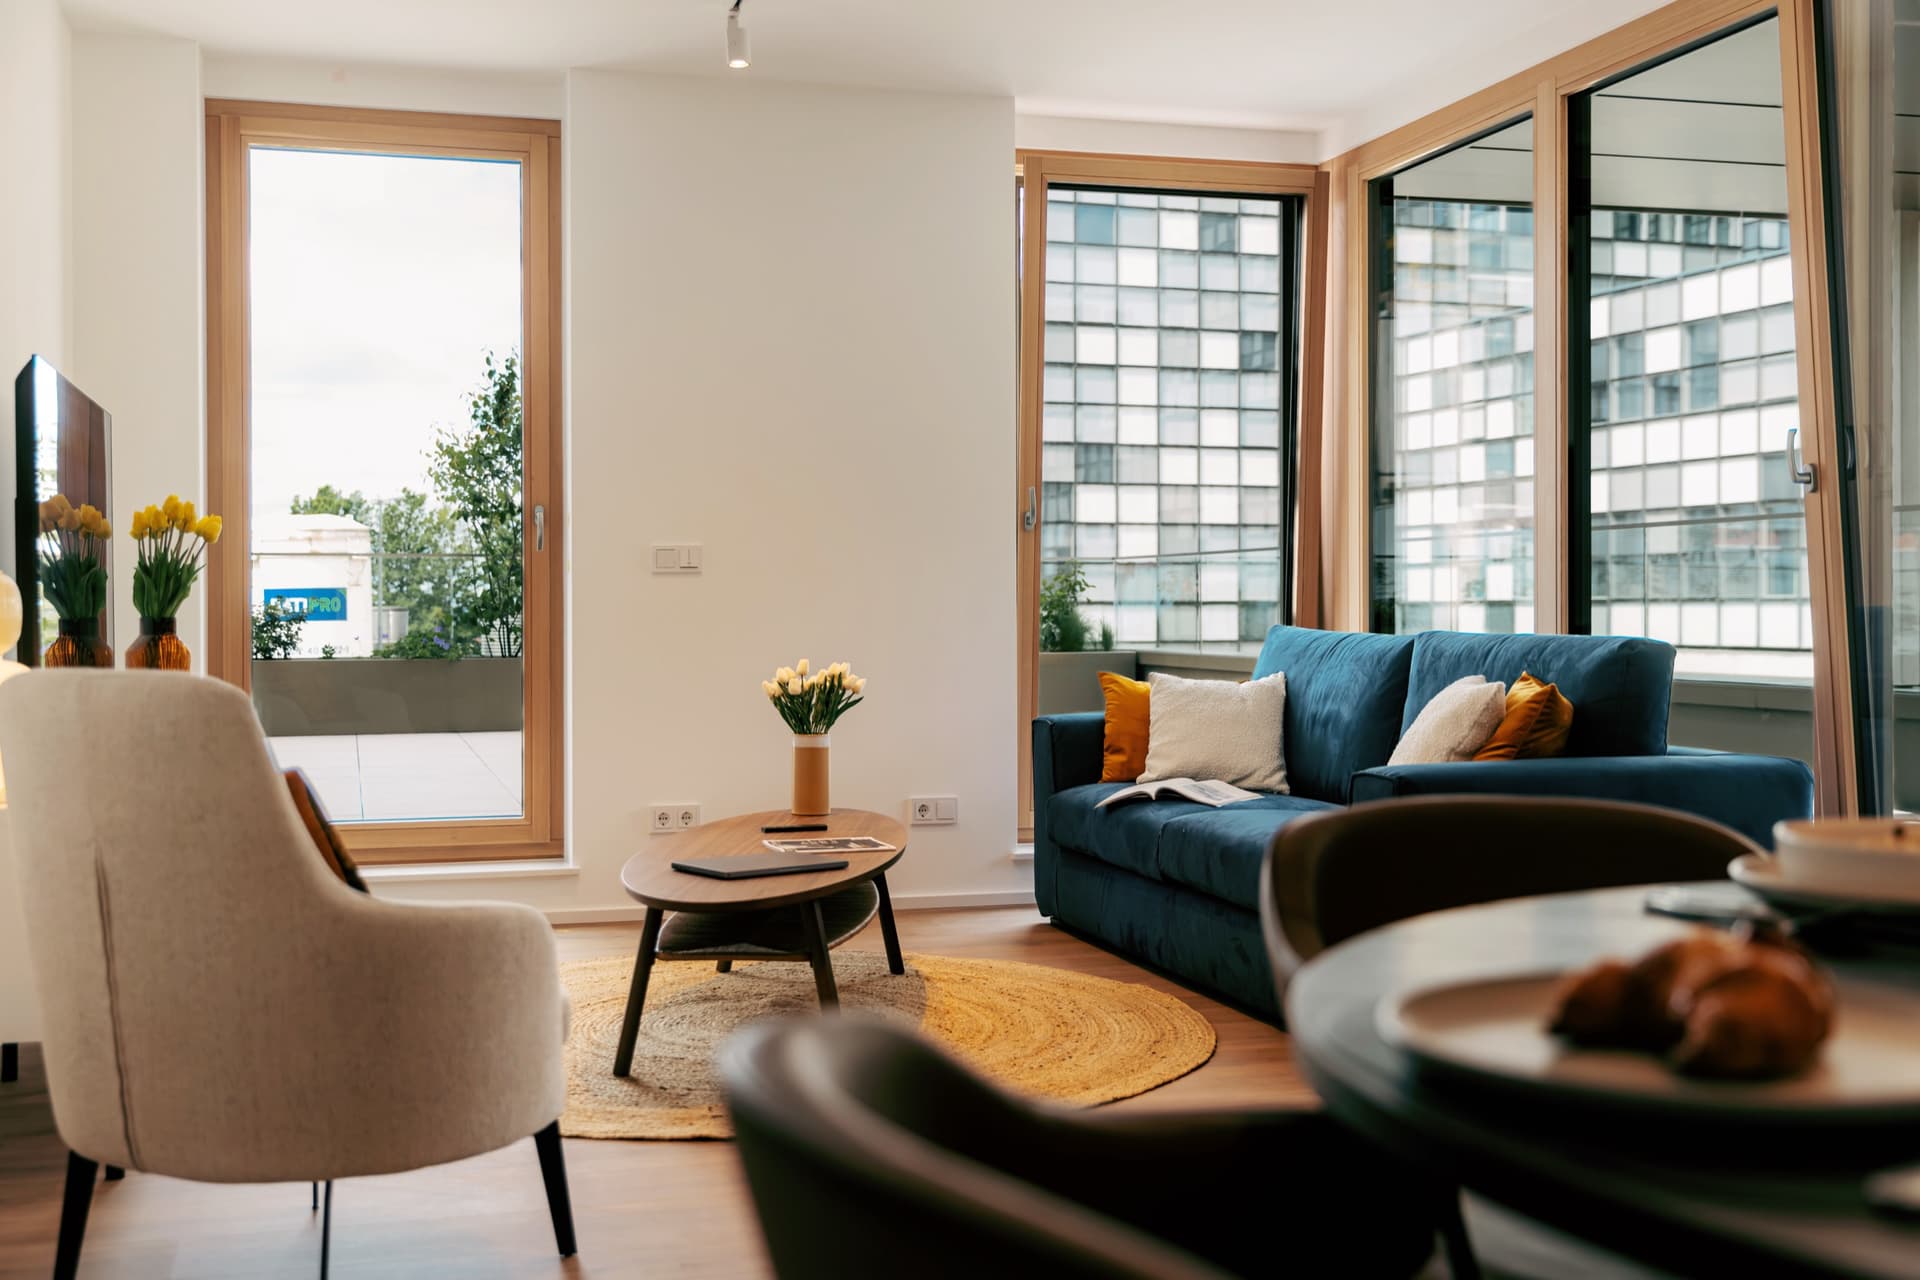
xmin=613 ymin=907 xmax=664 ymax=1077
xmin=874 ymin=872 xmax=905 ymax=976
xmin=800 ymin=900 xmax=839 ymax=1009
xmin=715 ymin=960 xmax=732 ymax=974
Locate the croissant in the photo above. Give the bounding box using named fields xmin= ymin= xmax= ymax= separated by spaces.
xmin=1547 ymin=926 xmax=1833 ymax=1079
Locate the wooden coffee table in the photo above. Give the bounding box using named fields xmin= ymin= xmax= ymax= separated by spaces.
xmin=611 ymin=808 xmax=907 ymax=1077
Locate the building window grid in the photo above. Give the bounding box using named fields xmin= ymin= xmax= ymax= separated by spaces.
xmin=1376 ymin=197 xmax=1538 ymax=637
xmin=1585 ymin=210 xmax=1811 ymax=660
xmin=1040 ymin=187 xmax=1289 ymax=650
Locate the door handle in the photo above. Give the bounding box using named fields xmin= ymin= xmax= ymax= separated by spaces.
xmin=1784 ymin=428 xmax=1816 ymax=494
xmin=534 ymin=504 xmax=547 ymax=551
xmin=1022 ymin=485 xmax=1037 ymax=532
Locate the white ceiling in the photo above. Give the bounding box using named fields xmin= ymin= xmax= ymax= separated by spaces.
xmin=65 ymin=0 xmax=1671 ymax=144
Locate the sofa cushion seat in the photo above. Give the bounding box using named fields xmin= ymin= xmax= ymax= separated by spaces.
xmin=1048 ymin=783 xmax=1189 ymax=883
xmin=1158 ymin=795 xmax=1341 ymax=909
xmin=1049 ymin=785 xmax=1338 ymax=910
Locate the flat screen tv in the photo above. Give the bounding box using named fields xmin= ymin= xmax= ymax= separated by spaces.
xmin=14 ymin=356 xmax=112 ymax=665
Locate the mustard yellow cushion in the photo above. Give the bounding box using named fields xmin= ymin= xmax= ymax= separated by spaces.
xmin=284 ymin=768 xmax=368 ymax=892
xmin=1098 ymin=672 xmax=1151 ymax=783
xmin=1473 ymin=672 xmax=1574 ymax=761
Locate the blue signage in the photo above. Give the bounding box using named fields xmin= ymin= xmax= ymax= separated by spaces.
xmin=263 ymin=588 xmax=347 ymax=621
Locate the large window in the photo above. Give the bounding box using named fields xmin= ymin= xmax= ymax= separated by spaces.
xmin=1039 ymin=187 xmax=1302 ymax=651
xmin=207 ymin=102 xmax=563 ymax=863
xmin=1573 ymin=17 xmax=1811 ymax=683
xmin=1369 ymin=119 xmax=1537 ymax=635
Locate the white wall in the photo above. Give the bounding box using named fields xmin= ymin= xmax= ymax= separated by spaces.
xmin=387 ymin=71 xmax=1021 ymax=916
xmin=68 ymin=33 xmax=207 ymax=659
xmin=1016 ymin=114 xmax=1319 ymax=164
xmin=202 ymin=53 xmax=562 ymax=119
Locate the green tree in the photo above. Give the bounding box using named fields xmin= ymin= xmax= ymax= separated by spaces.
xmin=429 ymin=351 xmax=524 ymax=657
xmin=290 ymin=484 xmax=374 ymax=524
xmin=292 ymin=483 xmax=468 ymax=639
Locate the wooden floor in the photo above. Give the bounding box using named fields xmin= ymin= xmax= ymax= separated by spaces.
xmin=0 ymin=906 xmax=1311 ymax=1280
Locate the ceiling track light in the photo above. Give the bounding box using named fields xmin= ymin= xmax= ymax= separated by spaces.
xmin=726 ymin=0 xmax=750 ymax=70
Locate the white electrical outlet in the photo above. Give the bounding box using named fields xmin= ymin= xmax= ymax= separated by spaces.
xmin=909 ymin=795 xmax=958 ymax=825
xmin=649 ymin=805 xmax=701 ymax=835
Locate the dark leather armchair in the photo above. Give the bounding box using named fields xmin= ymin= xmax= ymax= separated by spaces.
xmin=719 ymin=1016 xmax=1446 ymax=1279
xmin=1260 ymin=795 xmax=1757 ymax=993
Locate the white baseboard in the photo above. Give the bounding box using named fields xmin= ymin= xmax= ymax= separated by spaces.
xmin=544 ymin=886 xmax=1037 ymax=926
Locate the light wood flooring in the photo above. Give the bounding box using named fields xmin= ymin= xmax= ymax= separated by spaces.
xmin=0 ymin=906 xmax=1311 ymax=1280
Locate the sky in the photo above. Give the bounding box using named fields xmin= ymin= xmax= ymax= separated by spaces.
xmin=248 ymin=147 xmax=523 ymax=534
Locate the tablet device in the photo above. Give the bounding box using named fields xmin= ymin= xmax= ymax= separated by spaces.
xmin=672 ymin=854 xmax=850 ymax=880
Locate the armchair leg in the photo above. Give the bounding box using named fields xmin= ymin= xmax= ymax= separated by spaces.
xmin=103 ymin=1165 xmax=124 ymax=1181
xmin=533 ymin=1121 xmax=577 ymax=1258
xmin=54 ymin=1151 xmax=98 ymax=1280
xmin=311 ymin=1181 xmax=319 ymax=1212
xmin=1438 ymin=1189 xmax=1480 ymax=1280
xmin=319 ymin=1180 xmax=333 ymax=1280
xmin=2 ymin=1041 xmax=16 ymax=1083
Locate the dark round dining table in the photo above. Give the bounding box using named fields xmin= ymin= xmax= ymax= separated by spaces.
xmin=1284 ymin=885 xmax=1920 ymax=1279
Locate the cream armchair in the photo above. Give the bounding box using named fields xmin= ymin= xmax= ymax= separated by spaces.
xmin=0 ymin=671 xmax=575 ymax=1279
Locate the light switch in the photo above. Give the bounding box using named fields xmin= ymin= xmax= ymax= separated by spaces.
xmin=652 ymin=544 xmax=703 ymax=574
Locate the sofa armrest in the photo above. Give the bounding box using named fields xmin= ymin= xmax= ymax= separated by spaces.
xmin=1031 ymin=713 xmax=1105 ymax=915
xmin=1347 ymin=752 xmax=1812 ymax=848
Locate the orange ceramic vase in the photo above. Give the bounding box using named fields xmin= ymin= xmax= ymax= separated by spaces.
xmin=45 ymin=618 xmax=114 ymax=668
xmin=125 ymin=616 xmax=191 ymax=671
xmin=792 ymin=734 xmax=830 ymax=816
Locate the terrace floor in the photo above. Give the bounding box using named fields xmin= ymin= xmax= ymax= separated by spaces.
xmin=267 ymin=731 xmax=523 ymax=822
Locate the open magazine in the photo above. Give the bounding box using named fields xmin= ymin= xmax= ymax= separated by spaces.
xmin=1096 ymin=777 xmax=1259 ymax=809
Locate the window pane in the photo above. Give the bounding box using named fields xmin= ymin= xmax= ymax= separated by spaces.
xmin=1039 ymin=186 xmax=1300 ymax=655
xmin=1577 ymin=16 xmax=1812 ymax=713
xmin=249 ymin=147 xmax=526 ymax=822
xmin=1370 ymin=118 xmax=1536 ymax=635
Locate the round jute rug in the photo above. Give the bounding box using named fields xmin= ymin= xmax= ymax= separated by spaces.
xmin=559 ymin=949 xmax=1220 ymax=1140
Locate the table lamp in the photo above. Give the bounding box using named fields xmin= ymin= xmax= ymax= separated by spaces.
xmin=0 ymin=572 xmax=28 ymax=804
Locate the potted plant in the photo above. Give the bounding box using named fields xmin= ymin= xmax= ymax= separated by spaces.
xmin=1038 ymin=560 xmax=1136 ymax=715
xmin=761 ymin=659 xmax=866 ymax=816
xmin=126 ymin=495 xmax=221 ymax=670
xmin=36 ymin=494 xmax=113 ymax=667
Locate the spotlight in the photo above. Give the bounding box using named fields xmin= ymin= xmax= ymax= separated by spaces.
xmin=726 ymin=2 xmax=750 ymax=69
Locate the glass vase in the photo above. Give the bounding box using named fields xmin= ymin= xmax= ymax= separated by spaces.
xmin=44 ymin=617 xmax=114 ymax=669
xmin=125 ymin=616 xmax=191 ymax=671
xmin=792 ymin=734 xmax=831 ymax=816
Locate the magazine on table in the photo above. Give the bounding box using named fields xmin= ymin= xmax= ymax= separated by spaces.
xmin=761 ymin=835 xmax=899 ymax=855
xmin=1096 ymin=777 xmax=1260 ymax=809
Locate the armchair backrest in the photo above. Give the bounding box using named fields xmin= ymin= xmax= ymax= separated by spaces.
xmin=0 ymin=671 xmax=357 ymax=1170
xmin=1403 ymin=631 xmax=1675 ymax=756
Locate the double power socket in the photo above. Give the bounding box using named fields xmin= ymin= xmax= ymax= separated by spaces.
xmin=647 ymin=804 xmax=703 ymax=835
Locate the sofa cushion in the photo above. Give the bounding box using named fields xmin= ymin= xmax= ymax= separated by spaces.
xmin=1047 ymin=783 xmax=1192 ymax=883
xmin=1159 ymin=795 xmax=1340 ymax=909
xmin=1403 ymin=631 xmax=1674 ymax=757
xmin=1250 ymin=626 xmax=1417 ymax=804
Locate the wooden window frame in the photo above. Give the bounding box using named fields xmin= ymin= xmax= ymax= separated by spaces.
xmin=1014 ymin=152 xmax=1326 ymax=837
xmin=205 ymin=100 xmax=566 ymax=863
xmin=1315 ymin=0 xmax=1854 ymax=816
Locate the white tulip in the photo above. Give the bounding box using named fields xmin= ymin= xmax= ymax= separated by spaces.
xmin=762 ymin=680 xmax=779 ymax=696
xmin=776 ymin=666 xmax=794 ymax=683
xmin=796 ymin=658 xmax=810 ymax=678
xmin=849 ymin=677 xmax=866 ymax=694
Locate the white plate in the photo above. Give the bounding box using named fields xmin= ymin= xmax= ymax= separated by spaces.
xmin=1729 ymin=853 xmax=1920 ymax=914
xmin=1378 ymin=970 xmax=1920 ymax=1122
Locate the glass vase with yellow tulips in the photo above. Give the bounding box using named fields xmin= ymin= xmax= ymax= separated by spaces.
xmin=125 ymin=496 xmax=222 ymax=671
xmin=36 ymin=494 xmax=114 ymax=668
xmin=761 ymin=659 xmax=867 ymax=817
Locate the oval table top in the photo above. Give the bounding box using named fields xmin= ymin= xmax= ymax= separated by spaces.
xmin=1285 ymin=885 xmax=1920 ymax=1280
xmin=620 ymin=808 xmax=907 ymax=913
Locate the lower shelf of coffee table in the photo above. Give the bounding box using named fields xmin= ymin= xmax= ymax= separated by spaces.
xmin=654 ymin=880 xmax=880 ymax=962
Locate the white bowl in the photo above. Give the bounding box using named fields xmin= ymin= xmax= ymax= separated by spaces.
xmin=1772 ymin=818 xmax=1920 ymax=894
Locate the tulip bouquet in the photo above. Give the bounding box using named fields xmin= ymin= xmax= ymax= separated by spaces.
xmin=761 ymin=659 xmax=867 ymax=734
xmin=129 ymin=495 xmax=222 ymax=619
xmin=36 ymin=494 xmax=111 ymax=620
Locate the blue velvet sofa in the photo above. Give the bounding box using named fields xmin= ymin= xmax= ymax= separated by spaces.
xmin=1031 ymin=626 xmax=1816 ymax=1017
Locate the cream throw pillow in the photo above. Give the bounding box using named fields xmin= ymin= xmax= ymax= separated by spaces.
xmin=1389 ymin=675 xmax=1509 ymax=766
xmin=1139 ymin=671 xmax=1289 ymax=794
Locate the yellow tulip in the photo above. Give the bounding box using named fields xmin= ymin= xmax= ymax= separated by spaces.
xmin=761 ymin=680 xmax=779 ymax=696
xmin=130 ymin=509 xmax=148 ymax=539
xmin=56 ymin=509 xmax=80 ymax=532
xmin=775 ymin=666 xmax=794 ymax=683
xmin=849 ymin=677 xmax=866 ymax=695
xmin=162 ymin=494 xmax=180 ymax=518
xmin=195 ymin=514 xmax=222 ymax=544
xmin=795 ymin=658 xmax=809 ymax=678
xmin=49 ymin=494 xmax=72 ymax=516
xmin=96 ymin=519 xmax=111 ymax=538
